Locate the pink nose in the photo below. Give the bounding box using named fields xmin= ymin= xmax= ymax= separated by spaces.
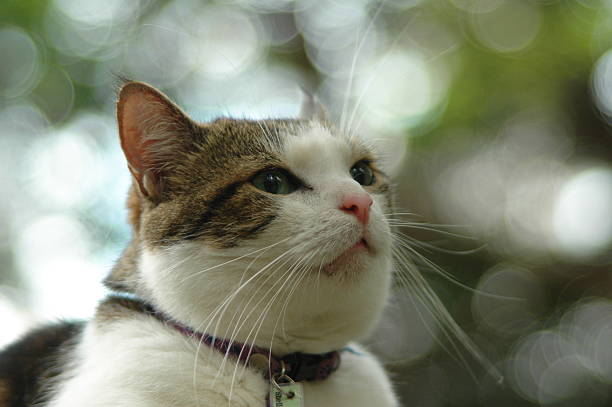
xmin=340 ymin=194 xmax=373 ymax=225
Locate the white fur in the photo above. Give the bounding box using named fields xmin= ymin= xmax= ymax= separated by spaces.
xmin=49 ymin=123 xmax=398 ymax=406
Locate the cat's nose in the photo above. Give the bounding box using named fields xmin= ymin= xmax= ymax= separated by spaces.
xmin=340 ymin=194 xmax=373 ymax=225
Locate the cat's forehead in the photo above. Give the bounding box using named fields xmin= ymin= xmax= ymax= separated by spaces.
xmin=204 ymin=118 xmax=371 ymax=164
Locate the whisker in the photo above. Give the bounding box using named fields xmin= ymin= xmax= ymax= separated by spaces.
xmin=394 ymin=232 xmax=486 ymax=255
xmin=277 ymin=248 xmax=320 ymax=340
xmin=340 ymin=0 xmax=386 ymax=133
xmin=345 ymin=10 xmax=422 ymax=135
xmin=387 ymin=222 xmax=477 ymax=240
xmin=225 ymin=225 xmax=351 ymax=386
xmin=219 ymin=251 xmax=301 ymax=371
xmin=181 ymin=237 xmax=292 ymax=282
xmin=392 ymin=264 xmax=458 ymax=364
xmin=392 ymin=246 xmax=504 ymax=384
xmin=394 ymin=236 xmax=521 ymax=302
xmin=227 ymin=250 xmax=317 ymax=405
xmin=217 ymin=236 xmax=327 ymax=384
xmin=212 ymin=254 xmax=297 ymax=367
xmin=192 ymin=244 xmax=299 ymax=391
xmin=227 ymin=237 xmax=330 ymax=359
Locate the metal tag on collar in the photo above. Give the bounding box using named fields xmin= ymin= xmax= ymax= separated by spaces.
xmin=270 ymin=360 xmax=303 ymax=407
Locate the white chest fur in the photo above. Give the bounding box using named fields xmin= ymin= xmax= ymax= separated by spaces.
xmin=48 ymin=315 xmax=398 ymax=407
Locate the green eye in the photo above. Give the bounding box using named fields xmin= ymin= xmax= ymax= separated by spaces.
xmin=350 ymin=161 xmax=375 ymax=186
xmin=252 ymin=169 xmax=298 ymax=194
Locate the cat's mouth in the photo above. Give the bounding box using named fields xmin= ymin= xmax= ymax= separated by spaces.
xmin=351 ymin=238 xmax=368 ymax=251
xmin=321 ymin=237 xmax=371 ymax=275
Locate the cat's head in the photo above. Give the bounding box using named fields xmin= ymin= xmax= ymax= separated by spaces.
xmin=107 ymin=82 xmax=395 ymax=354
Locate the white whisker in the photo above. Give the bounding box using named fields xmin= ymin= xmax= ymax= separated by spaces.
xmin=392 ymin=246 xmax=504 ymax=384
xmin=227 ymin=249 xmax=317 ymax=406
xmin=181 ymin=237 xmax=292 ymax=282
xmin=345 ymin=10 xmax=422 ymax=135
xmin=340 ymin=0 xmax=386 ymax=133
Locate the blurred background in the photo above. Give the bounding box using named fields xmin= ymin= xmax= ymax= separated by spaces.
xmin=1 ymin=0 xmax=611 ymax=405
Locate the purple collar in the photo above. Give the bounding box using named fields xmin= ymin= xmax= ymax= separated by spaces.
xmin=152 ymin=310 xmax=341 ymax=382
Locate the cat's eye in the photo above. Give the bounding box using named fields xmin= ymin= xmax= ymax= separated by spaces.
xmin=252 ymin=169 xmax=298 ymax=195
xmin=350 ymin=161 xmax=375 ymax=186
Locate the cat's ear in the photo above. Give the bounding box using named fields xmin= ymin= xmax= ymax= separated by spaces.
xmin=299 ymin=89 xmax=328 ymax=122
xmin=117 ymin=81 xmax=194 ymax=202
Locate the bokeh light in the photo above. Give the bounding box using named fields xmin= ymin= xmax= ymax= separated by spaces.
xmin=355 ymin=49 xmax=447 ymax=132
xmin=593 ymin=49 xmax=612 ymax=121
xmin=14 ymin=213 xmax=107 ymax=319
xmin=472 ymin=264 xmax=548 ymax=336
xmin=0 ymin=26 xmax=41 ymax=99
xmin=552 ymin=167 xmax=612 ymax=259
xmin=24 ymin=128 xmax=103 ymax=209
xmin=506 ymin=299 xmax=612 ymax=406
xmin=471 ymin=1 xmax=541 ymax=53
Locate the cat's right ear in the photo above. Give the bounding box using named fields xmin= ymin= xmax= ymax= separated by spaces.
xmin=117 ymin=82 xmax=193 ymax=202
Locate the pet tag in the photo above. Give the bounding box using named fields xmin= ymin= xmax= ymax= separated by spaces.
xmin=269 ymin=382 xmax=303 ymax=407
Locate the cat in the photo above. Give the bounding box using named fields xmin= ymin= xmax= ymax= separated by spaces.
xmin=0 ymin=81 xmax=399 ymax=407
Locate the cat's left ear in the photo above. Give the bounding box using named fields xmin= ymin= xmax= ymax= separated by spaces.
xmin=299 ymin=88 xmax=328 ymax=122
xmin=117 ymin=81 xmax=195 ymax=202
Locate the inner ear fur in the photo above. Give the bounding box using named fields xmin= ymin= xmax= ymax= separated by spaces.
xmin=117 ymin=81 xmax=195 ymax=202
